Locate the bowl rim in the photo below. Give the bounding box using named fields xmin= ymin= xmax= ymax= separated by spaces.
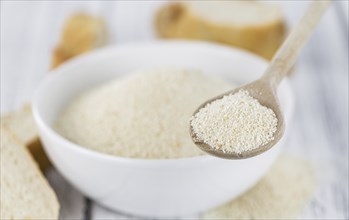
xmin=32 ymin=40 xmax=294 ymax=164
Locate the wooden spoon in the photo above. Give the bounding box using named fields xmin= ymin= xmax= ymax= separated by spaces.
xmin=190 ymin=0 xmax=331 ymax=159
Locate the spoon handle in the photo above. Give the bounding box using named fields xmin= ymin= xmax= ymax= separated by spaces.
xmin=263 ymin=0 xmax=331 ymax=87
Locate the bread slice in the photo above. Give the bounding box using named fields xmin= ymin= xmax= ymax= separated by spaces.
xmin=0 ymin=125 xmax=59 ymax=219
xmin=155 ymin=1 xmax=286 ymax=60
xmin=52 ymin=13 xmax=107 ymax=68
xmin=1 ymin=104 xmax=51 ymax=171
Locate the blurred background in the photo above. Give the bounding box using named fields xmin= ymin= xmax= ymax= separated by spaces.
xmin=1 ymin=0 xmax=348 ymax=219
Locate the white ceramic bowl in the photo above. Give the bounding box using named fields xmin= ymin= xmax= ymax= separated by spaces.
xmin=33 ymin=41 xmax=294 ymax=217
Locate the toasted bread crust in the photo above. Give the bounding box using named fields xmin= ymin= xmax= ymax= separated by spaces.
xmin=155 ymin=2 xmax=286 ymax=60
xmin=51 ymin=13 xmax=107 ymax=68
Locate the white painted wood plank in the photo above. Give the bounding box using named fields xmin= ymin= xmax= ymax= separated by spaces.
xmin=1 ymin=1 xmax=43 ymax=112
xmin=91 ymin=203 xmax=140 ymax=220
xmin=337 ymin=0 xmax=349 ymax=25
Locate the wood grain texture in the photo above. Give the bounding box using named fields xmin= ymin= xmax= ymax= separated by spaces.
xmin=1 ymin=1 xmax=348 ymax=219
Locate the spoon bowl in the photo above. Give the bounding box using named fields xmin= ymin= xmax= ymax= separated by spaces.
xmin=190 ymin=79 xmax=285 ymax=159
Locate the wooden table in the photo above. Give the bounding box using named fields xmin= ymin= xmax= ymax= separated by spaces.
xmin=1 ymin=1 xmax=348 ymax=219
